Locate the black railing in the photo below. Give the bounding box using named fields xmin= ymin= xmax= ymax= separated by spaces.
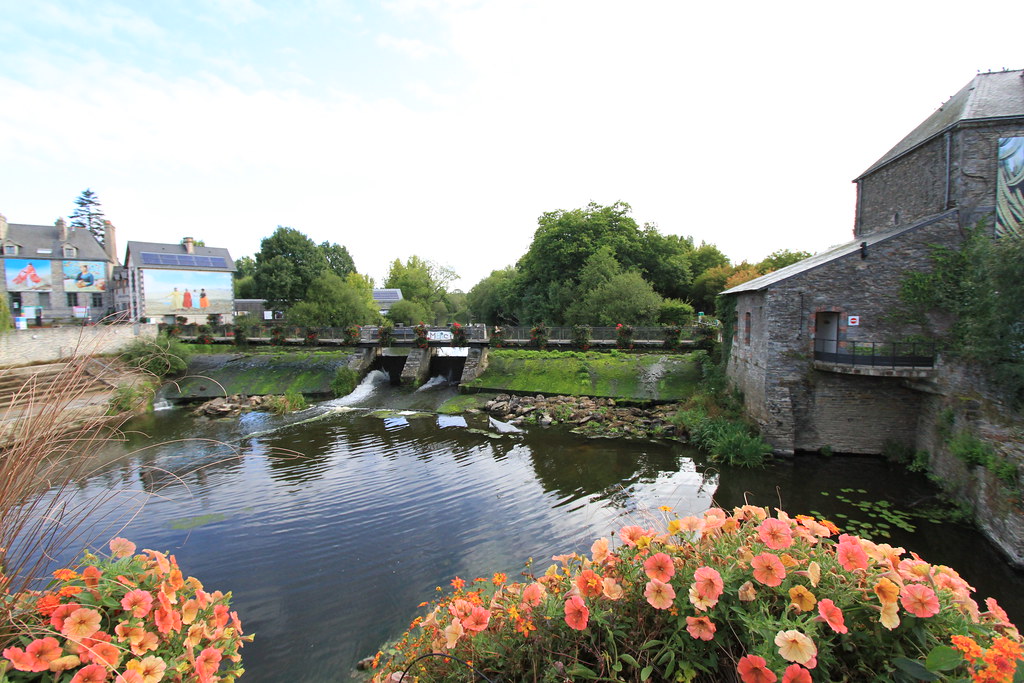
xmin=813 ymin=340 xmax=936 ymax=368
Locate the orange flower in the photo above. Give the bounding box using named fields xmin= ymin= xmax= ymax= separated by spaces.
xmin=879 ymin=601 xmax=900 ymax=630
xmin=82 ymin=566 xmax=102 ymax=589
xmin=775 ymin=629 xmax=817 ymax=665
xmin=951 ymin=635 xmax=983 ymax=662
xmin=84 ymin=640 xmax=121 ymax=669
xmin=618 ymin=525 xmax=651 ymax=547
xmin=900 ymin=584 xmax=940 ymax=618
xmin=521 ymin=582 xmax=546 ymax=606
xmin=116 ymin=671 xmax=145 ymax=683
xmin=576 ymin=569 xmax=604 ymax=597
xmin=737 ymin=654 xmax=777 ymax=683
xmin=645 ymin=579 xmax=675 ymax=610
xmin=781 ymin=664 xmax=812 ymax=683
xmin=70 ymin=663 xmax=109 ymax=683
xmin=873 ymin=577 xmax=900 ymax=605
xmin=591 ymin=537 xmax=610 ymax=563
xmin=154 ymin=605 xmax=182 ymax=634
xmin=461 ymin=606 xmax=491 ymax=632
xmin=984 ymin=597 xmax=1013 ymax=627
xmin=126 ymin=655 xmax=168 ymax=683
xmin=59 ymin=585 xmax=85 ymax=598
xmin=195 ymin=647 xmax=223 ymax=683
xmin=36 ymin=594 xmax=61 ymax=616
xmin=130 ymin=631 xmax=159 ymax=656
xmin=53 ymin=568 xmax=79 ymax=581
xmin=751 ymin=553 xmax=786 ymax=587
xmin=789 ymin=585 xmax=816 ymax=613
xmin=121 ymin=589 xmax=154 ymax=618
xmin=564 ymin=595 xmax=589 ymax=630
xmin=602 ymin=577 xmax=624 ymax=600
xmin=643 ymin=553 xmax=675 ymax=583
xmin=758 ymin=518 xmax=794 ymax=550
xmin=61 ymin=607 xmax=102 ymax=640
xmin=450 ymin=576 xmax=465 ymax=591
xmin=685 ymin=615 xmax=716 ymax=641
xmin=816 ymin=599 xmax=848 ymax=634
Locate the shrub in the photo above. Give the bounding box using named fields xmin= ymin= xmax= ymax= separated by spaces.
xmin=120 ymin=335 xmax=192 ymax=379
xmin=449 ymin=322 xmax=467 ymax=347
xmin=231 ymin=323 xmax=248 ymax=347
xmin=529 ymin=325 xmax=549 ymax=350
xmin=378 ymin=321 xmax=395 ymax=348
xmin=372 ymin=507 xmax=1021 ymax=683
xmin=490 ymin=326 xmax=507 ymax=348
xmin=615 ymin=323 xmax=634 ymax=349
xmin=305 ymin=328 xmax=320 ymax=344
xmin=1 ymin=538 xmax=251 ymax=681
xmin=263 ymin=389 xmax=308 ymax=415
xmin=663 ymin=324 xmax=683 ymax=351
xmin=343 ymin=325 xmax=362 ymax=346
xmin=105 ymin=382 xmax=154 ymax=415
xmin=331 ymin=367 xmax=358 ymax=398
xmin=413 ymin=323 xmax=429 ymax=349
xmin=571 ymin=325 xmax=591 ymax=351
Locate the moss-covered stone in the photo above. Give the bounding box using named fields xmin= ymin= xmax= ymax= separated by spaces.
xmin=161 ymin=351 xmax=358 ymax=400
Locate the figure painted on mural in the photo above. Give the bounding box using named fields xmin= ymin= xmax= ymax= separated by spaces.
xmin=12 ymin=262 xmax=41 ymax=286
xmin=199 ymin=289 xmax=209 ymax=308
xmin=183 ymin=289 xmax=193 ymax=309
xmin=74 ymin=264 xmax=95 ymax=288
xmin=170 ymin=287 xmax=184 ymax=309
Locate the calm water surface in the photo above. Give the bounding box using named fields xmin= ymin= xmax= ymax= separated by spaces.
xmin=37 ymin=375 xmax=1024 ymax=681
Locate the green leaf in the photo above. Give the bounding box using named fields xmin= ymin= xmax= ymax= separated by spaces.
xmin=566 ymin=664 xmax=599 ymax=679
xmin=640 ymin=665 xmax=654 ymax=680
xmin=640 ymin=640 xmax=664 ymax=650
xmin=925 ymin=645 xmax=963 ymax=672
xmin=619 ymin=654 xmax=640 ymax=668
xmin=893 ymin=657 xmax=940 ymax=680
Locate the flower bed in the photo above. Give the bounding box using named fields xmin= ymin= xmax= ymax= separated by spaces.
xmin=371 ymin=506 xmax=1021 ymax=682
xmin=2 ymin=538 xmax=250 ymax=682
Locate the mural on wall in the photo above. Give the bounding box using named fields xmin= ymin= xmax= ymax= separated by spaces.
xmin=4 ymin=259 xmax=52 ymax=292
xmin=62 ymin=260 xmax=107 ymax=292
xmin=142 ymin=269 xmax=233 ymax=316
xmin=996 ymin=137 xmax=1024 ymax=238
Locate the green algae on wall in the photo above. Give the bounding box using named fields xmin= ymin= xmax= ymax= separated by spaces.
xmin=161 ymin=351 xmax=359 ymax=400
xmin=463 ymin=350 xmax=701 ymax=401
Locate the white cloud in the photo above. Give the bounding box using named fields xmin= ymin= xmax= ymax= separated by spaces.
xmin=376 ymin=33 xmax=445 ymax=60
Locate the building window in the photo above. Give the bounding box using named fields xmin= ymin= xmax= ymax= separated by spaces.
xmin=744 ymin=311 xmax=751 ymax=345
xmin=3 ymin=244 xmax=17 ymax=255
xmin=67 ymin=293 xmax=78 ymax=307
xmin=9 ymin=292 xmax=21 ymax=311
xmin=91 ymin=293 xmax=103 ymax=308
xmin=63 ymin=246 xmax=77 ymax=258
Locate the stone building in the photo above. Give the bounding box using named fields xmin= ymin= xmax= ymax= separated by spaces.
xmin=1 ymin=214 xmax=119 ymax=323
xmin=122 ymin=237 xmax=235 ymax=324
xmin=723 ymin=69 xmax=1024 ymax=455
xmin=722 ymin=70 xmax=1024 ymax=563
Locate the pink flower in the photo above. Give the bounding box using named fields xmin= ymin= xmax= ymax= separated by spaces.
xmin=521 ymin=582 xmax=546 ymax=607
xmin=644 ymin=578 xmax=676 ymax=610
xmin=758 ymin=518 xmax=794 ymax=550
xmin=602 ymin=577 xmax=624 ymax=600
xmin=70 ymin=664 xmax=109 ymax=683
xmin=461 ymin=606 xmax=491 ymax=632
xmin=576 ymin=569 xmax=604 ymax=597
xmin=692 ymin=566 xmax=724 ymax=603
xmin=591 ymin=537 xmax=610 ymax=563
xmin=686 ymin=615 xmax=716 ymax=641
xmin=836 ymin=535 xmax=868 ymax=572
xmin=643 ymin=553 xmax=675 ymax=582
xmin=751 ymin=552 xmax=786 ymax=587
xmin=618 ymin=525 xmax=651 ymax=547
xmin=737 ymin=654 xmax=777 ymax=683
xmin=62 ymin=607 xmax=102 ymax=640
xmin=121 ymin=589 xmax=154 ymax=618
xmin=564 ymin=595 xmax=589 ymax=630
xmin=195 ymin=647 xmax=223 ymax=683
xmin=900 ymin=584 xmax=940 ymax=618
xmin=782 ymin=664 xmax=812 ymax=683
xmin=817 ymin=598 xmax=848 ymax=633
xmin=109 ymin=537 xmax=137 ymax=558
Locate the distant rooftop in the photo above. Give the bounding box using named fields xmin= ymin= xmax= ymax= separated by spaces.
xmin=858 ymin=69 xmax=1024 ymax=179
xmin=126 ymin=240 xmax=234 ymax=272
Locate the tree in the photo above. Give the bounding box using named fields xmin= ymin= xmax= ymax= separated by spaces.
xmin=70 ymin=189 xmax=106 ymax=242
xmin=252 ymin=227 xmax=329 ymax=310
xmin=467 ymin=268 xmax=519 ymax=325
xmin=757 ymin=249 xmax=812 ymax=274
xmin=691 ymin=263 xmax=741 ymax=314
xmin=235 ymin=256 xmax=257 ymax=279
xmin=286 ymin=271 xmax=377 ymax=327
xmin=319 ymin=242 xmax=356 ymax=279
xmin=385 ymin=298 xmax=431 ymax=326
xmin=383 ymin=256 xmax=457 ymax=312
xmin=690 ymin=242 xmax=730 ymax=279
xmin=565 ymin=249 xmax=663 ymax=325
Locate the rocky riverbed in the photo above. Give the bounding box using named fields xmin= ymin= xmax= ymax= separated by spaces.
xmin=482 ymin=393 xmax=682 ymax=439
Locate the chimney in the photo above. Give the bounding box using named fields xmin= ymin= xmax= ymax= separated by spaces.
xmin=56 ymin=217 xmax=68 ymax=242
xmin=0 ymin=214 xmax=7 ymax=242
xmin=183 ymin=236 xmax=195 ymax=254
xmin=103 ymin=220 xmax=119 ymax=265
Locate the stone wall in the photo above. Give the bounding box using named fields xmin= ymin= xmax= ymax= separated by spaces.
xmin=857 ymin=134 xmax=949 ymax=237
xmin=459 ymin=347 xmax=488 ymax=383
xmin=0 ymin=323 xmax=158 ymax=368
xmin=399 ymin=348 xmax=432 ymax=386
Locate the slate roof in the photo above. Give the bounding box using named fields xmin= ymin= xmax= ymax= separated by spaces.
xmin=721 ymin=210 xmax=958 ymax=295
xmin=372 ymin=288 xmax=403 ymax=303
xmin=125 ymin=240 xmax=235 ymax=271
xmin=857 ymin=70 xmax=1024 ymax=179
xmin=2 ymin=222 xmax=110 ymax=261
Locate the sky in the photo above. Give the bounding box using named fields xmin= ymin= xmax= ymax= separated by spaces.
xmin=1 ymin=0 xmax=1021 ymax=291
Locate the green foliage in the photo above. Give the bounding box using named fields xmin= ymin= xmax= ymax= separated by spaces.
xmin=331 ymin=366 xmax=358 ymax=397
xmin=319 ymin=240 xmax=356 ymax=279
xmin=756 ymin=248 xmax=812 ymax=274
xmin=120 ymin=334 xmax=192 ymax=378
xmin=467 ymin=267 xmax=519 ymax=325
xmin=883 ymin=440 xmax=931 ymax=473
xmin=252 ymin=226 xmax=359 ymax=311
xmin=384 ymin=255 xmax=457 ymax=323
xmin=385 ymin=298 xmax=430 ymax=326
xmin=69 ymin=188 xmax=106 ymax=241
xmin=946 ymin=430 xmax=1018 ymax=486
xmin=0 ymin=298 xmax=12 ymax=333
xmin=529 ymin=324 xmax=549 ymax=349
xmin=264 ymin=388 xmax=308 ymax=414
xmin=571 ymin=324 xmax=591 ymax=350
xmin=378 ymin=321 xmax=395 ymax=347
xmin=673 ymin=406 xmax=771 ymax=467
xmin=286 ymin=270 xmax=377 ymax=328
xmin=106 ymin=382 xmax=154 ymax=415
xmin=658 ymin=298 xmax=695 ymax=325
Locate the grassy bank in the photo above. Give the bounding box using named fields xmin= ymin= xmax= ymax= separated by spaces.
xmin=462 ymin=349 xmax=701 ymax=401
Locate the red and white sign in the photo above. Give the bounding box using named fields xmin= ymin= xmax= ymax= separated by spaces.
xmin=848 ymin=315 xmax=860 ymax=326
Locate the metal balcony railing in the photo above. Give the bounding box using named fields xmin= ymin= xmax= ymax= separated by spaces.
xmin=813 ymin=339 xmax=936 ymax=368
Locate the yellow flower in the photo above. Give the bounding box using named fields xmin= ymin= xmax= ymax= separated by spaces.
xmin=789 ymin=585 xmax=817 ymax=613
xmin=879 ymin=602 xmax=900 ymax=630
xmin=774 ymin=629 xmax=817 ymax=665
xmin=873 ymin=577 xmax=900 ymax=605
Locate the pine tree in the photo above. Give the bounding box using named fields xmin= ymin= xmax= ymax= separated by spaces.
xmin=70 ymin=189 xmax=106 ymax=242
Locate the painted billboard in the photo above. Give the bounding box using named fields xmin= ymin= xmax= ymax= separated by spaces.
xmin=62 ymin=260 xmax=107 ymax=293
xmin=143 ymin=269 xmax=233 ymax=316
xmin=4 ymin=259 xmax=52 ymax=292
xmin=997 ymin=137 xmax=1024 ymax=238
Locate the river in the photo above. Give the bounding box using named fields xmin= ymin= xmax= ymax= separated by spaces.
xmin=30 ymin=371 xmax=1024 ymax=681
